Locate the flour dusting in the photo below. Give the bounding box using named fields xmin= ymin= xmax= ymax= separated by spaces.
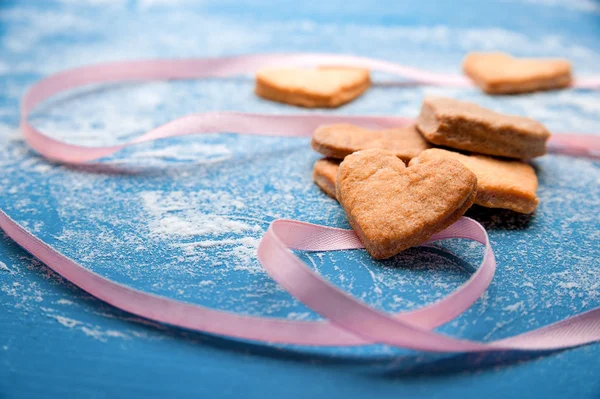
xmin=0 ymin=0 xmax=599 ymax=352
xmin=0 ymin=261 xmax=11 ymax=273
xmin=122 ymin=142 xmax=232 ymax=165
xmin=53 ymin=315 xmax=82 ymax=328
xmin=141 ymin=190 xmax=260 ymax=238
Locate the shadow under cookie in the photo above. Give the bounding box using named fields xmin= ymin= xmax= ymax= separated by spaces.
xmin=465 ymin=205 xmax=534 ymax=230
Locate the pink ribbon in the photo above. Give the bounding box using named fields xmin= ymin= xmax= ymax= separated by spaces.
xmin=5 ymin=53 xmax=600 ymax=352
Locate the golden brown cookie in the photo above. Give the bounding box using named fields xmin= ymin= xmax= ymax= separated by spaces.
xmin=311 ymin=123 xmax=430 ymax=162
xmin=417 ymin=96 xmax=550 ymax=159
xmin=313 ymin=158 xmax=340 ymax=199
xmin=337 ymin=149 xmax=478 ymax=259
xmin=410 ymin=149 xmax=539 ymax=213
xmin=255 ymin=67 xmax=371 ymax=108
xmin=463 ymin=52 xmax=572 ymax=94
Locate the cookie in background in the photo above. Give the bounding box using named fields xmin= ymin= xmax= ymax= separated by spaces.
xmin=255 ymin=67 xmax=370 ymax=108
xmin=463 ymin=52 xmax=572 ymax=94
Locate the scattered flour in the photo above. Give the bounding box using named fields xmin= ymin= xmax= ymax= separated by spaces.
xmin=286 ymin=312 xmax=312 ymax=320
xmin=174 ymin=237 xmax=261 ymax=251
xmin=150 ymin=214 xmax=256 ymax=238
xmin=80 ymin=327 xmax=130 ymax=342
xmin=49 ymin=313 xmax=130 ymax=342
xmin=53 ymin=315 xmax=82 ymax=328
xmin=522 ymin=282 xmax=535 ymax=289
xmin=558 ymin=282 xmax=580 ymax=289
xmin=141 ymin=190 xmax=260 ymax=238
xmin=129 ymin=142 xmax=231 ymax=164
xmin=0 ymin=1 xmax=599 ymax=350
xmin=0 ymin=261 xmax=11 ymax=273
xmin=503 ymin=301 xmax=525 ymax=313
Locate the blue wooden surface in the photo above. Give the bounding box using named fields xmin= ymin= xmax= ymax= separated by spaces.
xmin=1 ymin=1 xmax=600 ymax=398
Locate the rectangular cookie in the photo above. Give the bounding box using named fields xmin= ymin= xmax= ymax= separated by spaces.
xmin=417 ymin=96 xmax=550 ymax=159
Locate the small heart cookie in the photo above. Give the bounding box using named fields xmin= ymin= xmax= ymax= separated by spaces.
xmin=255 ymin=67 xmax=371 ymax=108
xmin=463 ymin=52 xmax=572 ymax=94
xmin=410 ymin=149 xmax=539 ymax=214
xmin=311 ymin=123 xmax=430 ymax=162
xmin=337 ymin=149 xmax=478 ymax=259
xmin=417 ymin=96 xmax=550 ymax=159
xmin=313 ymin=158 xmax=340 ymax=199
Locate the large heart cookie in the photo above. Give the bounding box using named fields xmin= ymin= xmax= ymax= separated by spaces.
xmin=311 ymin=123 xmax=430 ymax=162
xmin=337 ymin=149 xmax=477 ymax=259
xmin=255 ymin=67 xmax=371 ymax=108
xmin=463 ymin=52 xmax=572 ymax=94
xmin=410 ymin=149 xmax=539 ymax=214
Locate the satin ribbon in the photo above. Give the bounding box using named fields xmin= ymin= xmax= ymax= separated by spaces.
xmin=4 ymin=53 xmax=599 ymax=352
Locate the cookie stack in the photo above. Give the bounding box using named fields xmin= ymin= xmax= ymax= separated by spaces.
xmin=311 ymin=96 xmax=550 ymax=259
xmin=253 ymin=52 xmax=564 ymax=260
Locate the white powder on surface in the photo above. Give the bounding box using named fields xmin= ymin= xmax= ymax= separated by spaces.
xmin=0 ymin=261 xmax=11 ymax=272
xmin=151 ymin=214 xmax=256 ymax=238
xmin=116 ymin=142 xmax=232 ymax=165
xmin=80 ymin=327 xmax=130 ymax=342
xmin=141 ymin=190 xmax=260 ymax=238
xmin=522 ymin=282 xmax=535 ymax=289
xmin=503 ymin=301 xmax=525 ymax=313
xmin=53 ymin=315 xmax=82 ymax=328
xmin=558 ymin=282 xmax=580 ymax=289
xmin=48 ymin=312 xmax=132 ymax=342
xmin=175 ymin=237 xmax=261 ymax=250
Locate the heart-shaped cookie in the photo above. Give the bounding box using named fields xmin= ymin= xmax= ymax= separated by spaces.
xmin=463 ymin=52 xmax=572 ymax=94
xmin=311 ymin=123 xmax=430 ymax=161
xmin=255 ymin=67 xmax=371 ymax=108
xmin=410 ymin=148 xmax=539 ymax=214
xmin=337 ymin=149 xmax=477 ymax=259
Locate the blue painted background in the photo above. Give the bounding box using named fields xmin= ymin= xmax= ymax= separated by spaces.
xmin=1 ymin=0 xmax=599 ymax=398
